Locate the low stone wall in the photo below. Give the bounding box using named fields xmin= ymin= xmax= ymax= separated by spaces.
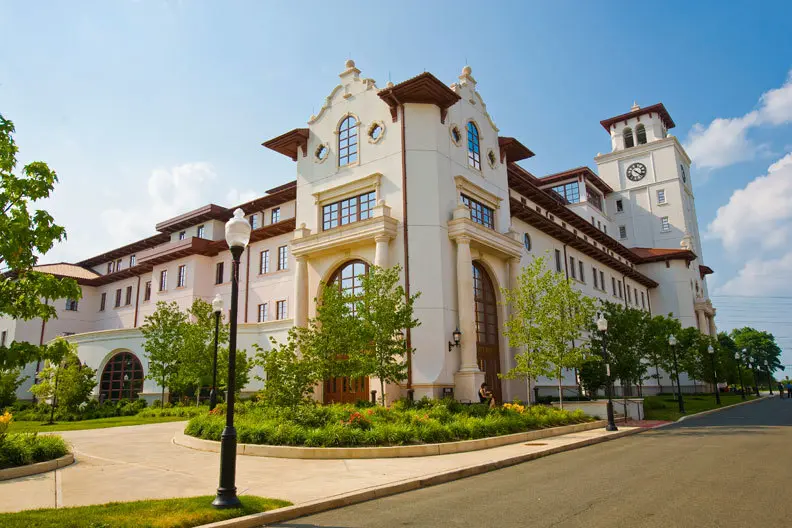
xmin=0 ymin=453 xmax=74 ymax=481
xmin=174 ymin=419 xmax=607 ymax=459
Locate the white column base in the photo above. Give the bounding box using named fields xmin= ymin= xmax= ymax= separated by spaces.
xmin=454 ymin=368 xmax=486 ymax=404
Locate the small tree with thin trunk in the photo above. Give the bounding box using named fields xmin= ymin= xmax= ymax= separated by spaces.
xmin=142 ymin=301 xmax=187 ymax=405
xmin=30 ymin=342 xmax=95 ymax=421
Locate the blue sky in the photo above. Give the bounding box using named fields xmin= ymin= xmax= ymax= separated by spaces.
xmin=2 ymin=1 xmax=792 ymax=372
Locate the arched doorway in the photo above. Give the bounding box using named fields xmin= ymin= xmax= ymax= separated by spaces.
xmin=99 ymin=351 xmax=144 ymax=402
xmin=322 ymin=260 xmax=370 ymax=404
xmin=473 ymin=262 xmax=502 ymax=403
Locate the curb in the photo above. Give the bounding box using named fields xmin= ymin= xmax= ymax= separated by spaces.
xmin=174 ymin=420 xmax=608 ymax=459
xmin=677 ymin=394 xmax=773 ymax=422
xmin=196 ymin=427 xmax=641 ymax=528
xmin=0 ymin=453 xmax=74 ymax=482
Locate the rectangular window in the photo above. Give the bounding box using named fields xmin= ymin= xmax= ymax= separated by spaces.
xmin=107 ymin=262 xmax=113 ymax=274
xmin=125 ymin=286 xmax=133 ymax=305
xmin=179 ymin=231 xmax=186 ymax=241
xmin=627 ymin=285 xmax=632 ymax=304
xmin=116 ymin=258 xmax=122 ymax=271
xmin=579 ymin=261 xmax=585 ymax=283
xmin=277 ymin=246 xmax=288 ymax=271
xmin=197 ymin=225 xmax=205 ymax=239
xmin=271 ymin=208 xmax=281 ymax=224
xmin=550 ymin=182 xmax=580 ymax=204
xmin=591 ymin=216 xmax=595 ymax=225
xmin=641 ymin=291 xmax=646 ymax=309
xmin=657 ymin=189 xmax=666 ymax=204
xmin=144 ymin=281 xmax=152 ymax=301
xmin=616 ymin=199 xmax=624 ymax=213
xmin=257 ymin=303 xmax=268 ymax=322
xmin=63 ymin=298 xmax=77 ymax=311
xmin=249 ymin=214 xmax=259 ymax=229
xmin=100 ymin=292 xmax=107 ymax=311
xmin=0 ymin=331 xmax=5 ymax=347
xmin=619 ymin=225 xmax=627 ymax=239
xmin=661 ymin=216 xmax=671 ymax=232
xmin=604 ymin=225 xmax=608 ymax=236
xmin=597 ymin=221 xmax=602 ymax=231
xmin=569 ymin=256 xmax=576 ymax=279
xmin=618 ymin=281 xmax=623 ymax=299
xmin=592 ymin=267 xmax=598 ymax=289
xmin=322 ymin=191 xmax=376 ymax=230
xmin=260 ymin=250 xmax=270 ymax=274
xmin=555 ymin=249 xmax=562 ymax=272
xmin=586 ymin=186 xmax=603 ymax=211
xmin=276 ymin=300 xmax=287 ymax=320
xmin=600 ymin=271 xmax=605 ymax=290
xmin=460 ymin=194 xmax=495 ymax=229
xmin=177 ymin=265 xmax=187 ymax=287
xmin=159 ymin=270 xmax=167 ymax=291
xmin=115 ymin=289 xmax=122 ymax=307
xmin=130 ymin=255 xmax=136 ymax=267
xmin=611 ymin=277 xmax=616 ymax=296
xmin=215 ymin=262 xmax=224 ymax=285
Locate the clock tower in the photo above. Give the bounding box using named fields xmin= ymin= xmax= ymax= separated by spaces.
xmin=593 ymin=102 xmax=702 ymax=259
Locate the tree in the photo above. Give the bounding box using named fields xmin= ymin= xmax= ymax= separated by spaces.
xmin=30 ymin=343 xmax=95 ymax=418
xmin=141 ymin=301 xmax=188 ymax=404
xmin=217 ymin=346 xmax=252 ymax=397
xmin=716 ymin=332 xmax=741 ymax=386
xmin=179 ymin=298 xmax=231 ymax=399
xmin=0 ymin=114 xmax=81 ymax=370
xmin=732 ymin=327 xmax=784 ymax=375
xmin=354 ymin=265 xmax=420 ymax=405
xmin=643 ymin=314 xmax=682 ymax=393
xmin=0 ymin=368 xmax=26 ymax=408
xmin=578 ymin=357 xmax=607 ymax=398
xmin=501 ymin=255 xmax=596 ymax=408
xmin=254 ymin=330 xmax=320 ymax=407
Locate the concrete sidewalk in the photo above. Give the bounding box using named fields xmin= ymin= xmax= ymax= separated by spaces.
xmin=0 ymin=421 xmax=637 ymax=514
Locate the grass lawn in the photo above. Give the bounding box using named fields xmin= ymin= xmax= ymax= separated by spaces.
xmin=8 ymin=414 xmax=188 ymax=433
xmin=643 ymin=393 xmax=757 ymax=421
xmin=3 ymin=495 xmax=291 ymax=528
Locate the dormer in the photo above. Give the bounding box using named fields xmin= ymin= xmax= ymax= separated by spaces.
xmin=600 ymin=103 xmax=676 ymax=152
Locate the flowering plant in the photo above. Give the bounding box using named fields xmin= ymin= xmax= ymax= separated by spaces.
xmin=502 ymin=402 xmax=526 ymax=414
xmin=0 ymin=411 xmax=12 ymax=436
xmin=341 ymin=411 xmax=372 ymax=430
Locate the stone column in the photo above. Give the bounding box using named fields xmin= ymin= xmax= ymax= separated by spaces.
xmin=708 ymin=314 xmax=717 ymax=337
xmin=698 ymin=310 xmax=709 ymax=336
xmin=294 ymin=255 xmax=309 ymax=327
xmin=453 ymin=235 xmax=484 ymax=402
xmin=374 ymin=235 xmax=390 ymax=268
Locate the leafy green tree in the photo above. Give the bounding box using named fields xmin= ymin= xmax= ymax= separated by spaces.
xmin=254 ymin=331 xmax=319 ymax=407
xmin=732 ymin=328 xmax=784 ymax=385
xmin=501 ymin=255 xmax=596 ymax=408
xmin=30 ymin=344 xmax=95 ymax=415
xmin=141 ymin=301 xmax=188 ymax=404
xmin=217 ymin=346 xmax=252 ymax=397
xmin=716 ymin=332 xmax=741 ymax=385
xmin=0 ymin=114 xmax=81 ymax=371
xmin=643 ymin=314 xmax=682 ymax=392
xmin=578 ymin=357 xmax=607 ymax=398
xmin=178 ymin=299 xmax=231 ymax=398
xmin=0 ymin=368 xmax=26 ymax=408
xmin=354 ymin=265 xmax=420 ymax=405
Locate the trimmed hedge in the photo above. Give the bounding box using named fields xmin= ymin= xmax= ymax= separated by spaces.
xmin=185 ymin=398 xmax=592 ymax=448
xmin=0 ymin=433 xmax=69 ymax=469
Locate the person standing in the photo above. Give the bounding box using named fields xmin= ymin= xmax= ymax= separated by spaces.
xmin=786 ymin=381 xmax=792 ymax=400
xmin=778 ymin=383 xmax=785 ymax=398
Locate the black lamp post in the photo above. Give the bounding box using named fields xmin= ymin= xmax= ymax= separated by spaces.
xmin=447 ymin=327 xmax=461 ymax=352
xmin=708 ymin=345 xmax=721 ymax=406
xmin=597 ymin=314 xmax=617 ymax=431
xmin=209 ymin=294 xmax=224 ymax=411
xmin=734 ymin=351 xmax=746 ymax=401
xmin=746 ymin=349 xmax=760 ymax=396
xmin=212 ymin=208 xmax=250 ymax=510
xmin=669 ymin=334 xmax=685 ymax=414
xmin=765 ymin=361 xmax=774 ymax=395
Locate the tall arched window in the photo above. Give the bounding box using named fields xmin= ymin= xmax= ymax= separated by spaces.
xmin=99 ymin=351 xmax=144 ymax=402
xmin=467 ymin=122 xmax=481 ymax=170
xmin=623 ymin=127 xmax=634 ymax=148
xmin=329 ymin=260 xmax=369 ymax=316
xmin=635 ymin=124 xmax=647 ymax=145
xmin=338 ymin=116 xmax=358 ymax=167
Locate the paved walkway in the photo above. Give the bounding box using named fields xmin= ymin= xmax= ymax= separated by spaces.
xmin=0 ymin=421 xmax=633 ymax=513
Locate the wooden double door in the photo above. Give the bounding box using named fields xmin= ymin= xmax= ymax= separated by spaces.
xmin=323 ymin=376 xmax=369 ymax=404
xmin=473 ymin=262 xmax=502 ymax=403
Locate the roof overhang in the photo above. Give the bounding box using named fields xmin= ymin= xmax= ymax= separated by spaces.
xmin=262 ymin=128 xmax=310 ymax=161
xmin=628 ymin=247 xmax=698 ymax=264
xmin=378 ymin=72 xmax=461 ymax=123
xmin=540 ymin=166 xmax=614 ymax=195
xmin=600 ymin=103 xmax=675 ymax=132
xmin=154 ymin=204 xmax=229 ymax=234
xmin=700 ymin=264 xmax=714 ymax=279
xmin=498 ymin=136 xmax=535 ymax=163
xmin=77 ymin=233 xmax=171 ymax=268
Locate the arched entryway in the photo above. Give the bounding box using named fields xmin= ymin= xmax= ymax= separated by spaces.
xmin=473 ymin=262 xmax=502 ymax=403
xmin=322 ymin=259 xmax=370 ymax=404
xmin=99 ymin=351 xmax=144 ymax=402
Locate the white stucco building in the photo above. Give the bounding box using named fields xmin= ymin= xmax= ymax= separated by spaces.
xmin=1 ymin=61 xmax=716 ymax=405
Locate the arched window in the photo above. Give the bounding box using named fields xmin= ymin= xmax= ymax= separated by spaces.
xmin=467 ymin=122 xmax=481 ymax=170
xmin=623 ymin=127 xmax=634 ymax=148
xmin=99 ymin=351 xmax=144 ymax=402
xmin=338 ymin=116 xmax=358 ymax=167
xmin=636 ymin=124 xmax=647 ymax=145
xmin=329 ymin=260 xmax=369 ymax=316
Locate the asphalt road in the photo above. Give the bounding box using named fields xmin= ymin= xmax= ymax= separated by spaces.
xmin=269 ymin=396 xmax=792 ymax=528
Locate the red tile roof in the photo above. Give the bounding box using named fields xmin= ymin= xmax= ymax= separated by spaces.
xmin=600 ymin=103 xmax=675 ymax=132
xmin=629 ymin=247 xmax=697 ymax=263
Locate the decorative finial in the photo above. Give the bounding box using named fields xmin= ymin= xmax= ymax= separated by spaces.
xmin=345 ymin=59 xmax=355 ymax=69
xmin=631 ymin=101 xmax=640 ymax=111
xmin=462 ymin=65 xmax=472 ymax=76
xmin=386 ymin=81 xmax=394 ymax=88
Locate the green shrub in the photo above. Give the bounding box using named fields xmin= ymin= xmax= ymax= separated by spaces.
xmin=0 ymin=433 xmax=69 ymax=469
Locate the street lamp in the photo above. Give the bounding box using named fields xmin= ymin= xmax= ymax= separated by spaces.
xmin=765 ymin=361 xmax=773 ymax=395
xmin=448 ymin=327 xmax=461 ymax=352
xmin=745 ymin=349 xmax=760 ymax=397
xmin=209 ymin=294 xmax=224 ymax=411
xmin=734 ymin=351 xmax=746 ymax=401
xmin=212 ymin=208 xmax=250 ymax=510
xmin=708 ymin=345 xmax=721 ymax=406
xmin=669 ymin=334 xmax=686 ymax=414
xmin=597 ymin=315 xmax=617 ymax=431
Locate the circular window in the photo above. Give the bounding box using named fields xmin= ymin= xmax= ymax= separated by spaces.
xmin=450 ymin=125 xmax=462 ymax=145
xmin=367 ymin=121 xmax=385 ymax=143
xmin=315 ymin=144 xmax=328 ymax=162
xmin=523 ymin=233 xmax=531 ymax=251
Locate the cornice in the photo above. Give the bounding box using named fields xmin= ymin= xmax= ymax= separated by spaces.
xmin=447 ymin=216 xmax=522 ymax=260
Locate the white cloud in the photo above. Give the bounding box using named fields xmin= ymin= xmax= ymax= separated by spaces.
xmin=225 ymin=188 xmax=259 ymax=208
xmin=707 ymin=152 xmax=792 ymax=251
xmin=685 ymin=70 xmax=792 ymax=169
xmin=717 ymin=252 xmax=792 ymax=296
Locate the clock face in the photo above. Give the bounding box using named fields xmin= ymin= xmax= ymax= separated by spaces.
xmin=626 ymin=162 xmax=647 ymax=182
